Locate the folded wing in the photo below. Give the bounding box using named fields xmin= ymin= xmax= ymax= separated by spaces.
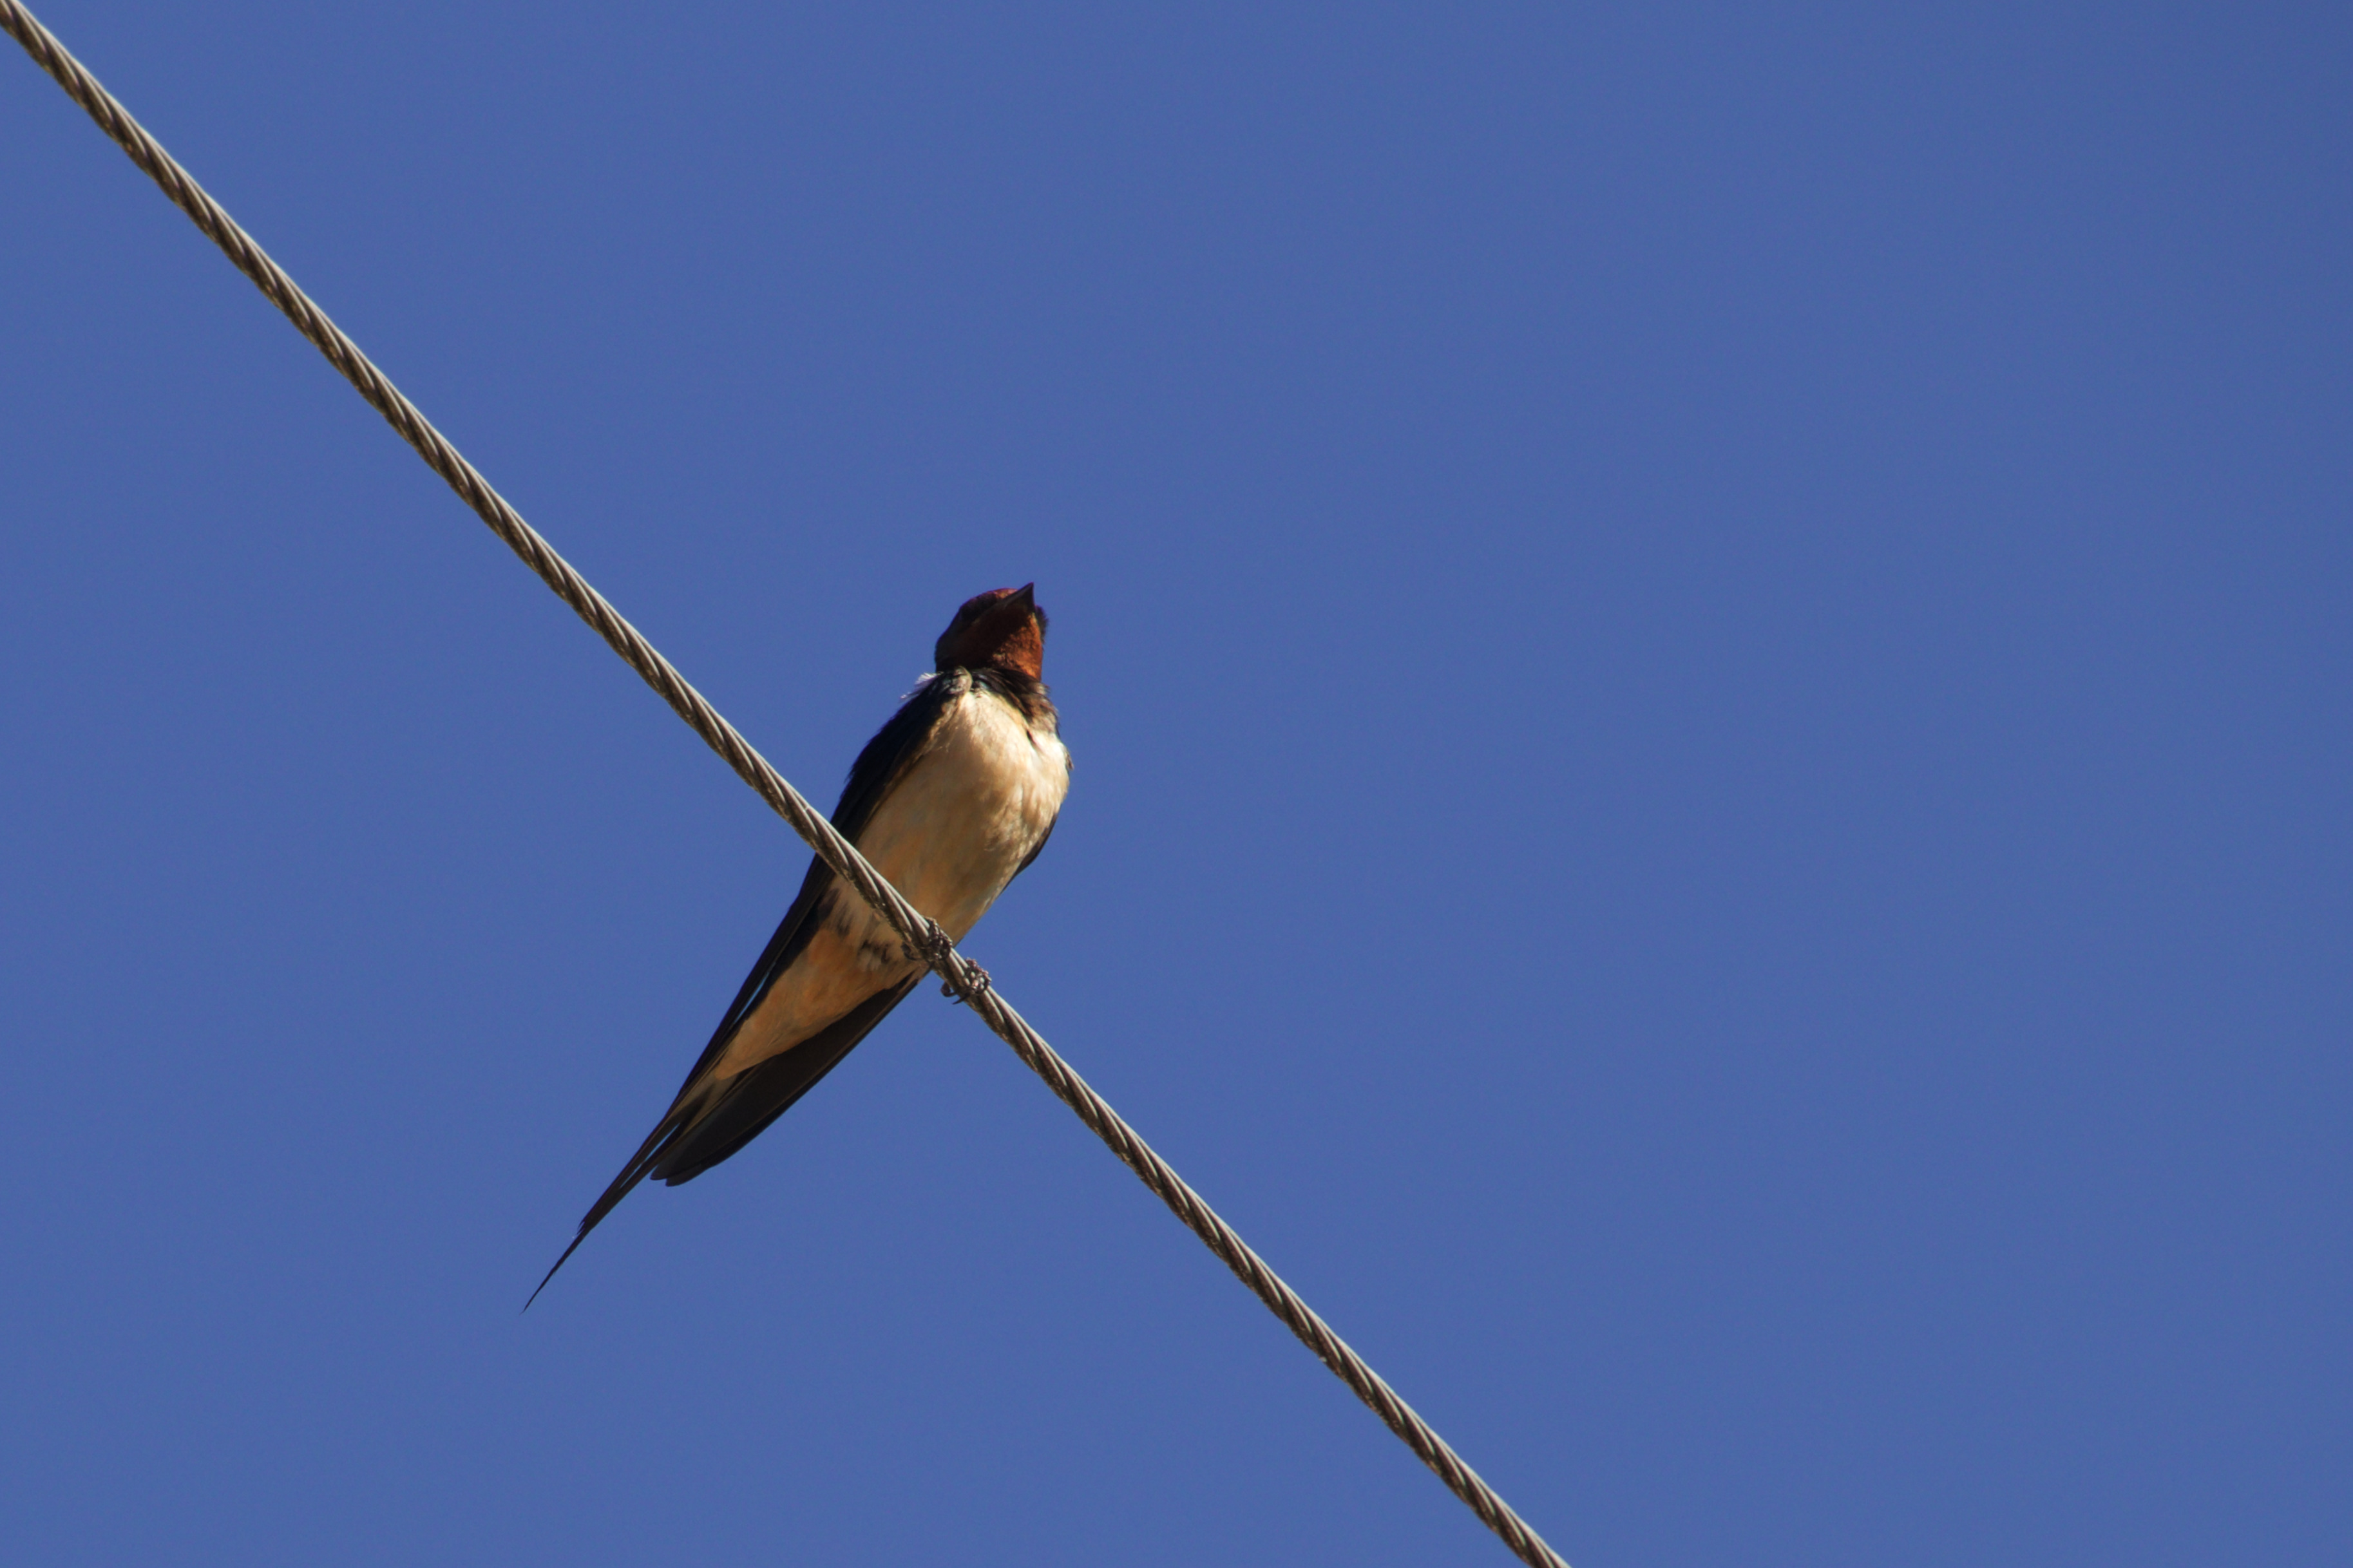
xmin=526 ymin=678 xmax=959 ymax=1305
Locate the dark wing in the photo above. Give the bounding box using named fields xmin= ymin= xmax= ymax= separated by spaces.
xmin=648 ymin=972 xmax=922 ymax=1184
xmin=526 ymin=676 xmax=959 ymax=1307
xmin=666 ymin=674 xmax=961 ymax=1095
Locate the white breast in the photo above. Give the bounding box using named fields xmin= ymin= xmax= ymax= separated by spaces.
xmin=710 ymin=682 xmax=1069 ymax=1078
xmin=848 ymin=683 xmax=1070 ymax=950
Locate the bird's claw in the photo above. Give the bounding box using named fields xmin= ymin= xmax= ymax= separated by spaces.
xmin=901 ymin=920 xmax=988 ymax=1004
xmin=942 ymin=962 xmax=991 ymax=1004
xmin=900 ymin=918 xmax=952 ymax=967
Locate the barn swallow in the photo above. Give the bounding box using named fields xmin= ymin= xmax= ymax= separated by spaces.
xmin=529 ymin=585 xmax=1069 ymax=1304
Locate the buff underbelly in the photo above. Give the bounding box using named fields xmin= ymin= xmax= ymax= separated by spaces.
xmin=709 ymin=688 xmax=1067 ymax=1079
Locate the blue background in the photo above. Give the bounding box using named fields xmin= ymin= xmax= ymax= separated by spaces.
xmin=3 ymin=4 xmax=2346 ymax=1563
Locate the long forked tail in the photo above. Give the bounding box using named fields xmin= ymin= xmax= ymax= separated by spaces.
xmin=523 ymin=1099 xmax=697 ymax=1311
xmin=522 ymin=976 xmax=920 ymax=1310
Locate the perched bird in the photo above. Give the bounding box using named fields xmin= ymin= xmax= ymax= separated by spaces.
xmin=529 ymin=585 xmax=1070 ymax=1303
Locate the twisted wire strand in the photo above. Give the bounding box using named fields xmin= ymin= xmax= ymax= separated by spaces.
xmin=0 ymin=8 xmax=1569 ymax=1565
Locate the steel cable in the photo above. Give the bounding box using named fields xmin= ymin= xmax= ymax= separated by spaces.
xmin=0 ymin=7 xmax=1570 ymax=1565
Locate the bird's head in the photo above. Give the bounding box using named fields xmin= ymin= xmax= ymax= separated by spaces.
xmin=935 ymin=584 xmax=1048 ymax=679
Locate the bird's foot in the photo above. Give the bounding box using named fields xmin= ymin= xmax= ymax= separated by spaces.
xmin=901 ymin=918 xmax=953 ymax=968
xmin=942 ymin=961 xmax=991 ymax=1005
xmin=901 ymin=919 xmax=989 ymax=1004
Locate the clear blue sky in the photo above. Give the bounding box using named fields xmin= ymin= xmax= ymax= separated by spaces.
xmin=3 ymin=4 xmax=2345 ymax=1564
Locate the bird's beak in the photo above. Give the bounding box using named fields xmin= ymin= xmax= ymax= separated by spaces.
xmin=987 ymin=583 xmax=1038 ymax=628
